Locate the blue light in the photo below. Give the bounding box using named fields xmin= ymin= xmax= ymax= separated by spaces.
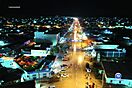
xmin=115 ymin=73 xmax=122 ymax=79
xmin=45 ymin=68 xmax=49 ymax=71
xmin=16 ymin=29 xmax=20 ymax=32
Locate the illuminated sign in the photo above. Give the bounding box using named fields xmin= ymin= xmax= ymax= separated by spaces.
xmin=115 ymin=73 xmax=122 ymax=79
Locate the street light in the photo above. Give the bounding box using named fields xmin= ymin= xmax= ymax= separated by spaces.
xmin=73 ymin=17 xmax=78 ymax=21
xmin=102 ymin=71 xmax=105 ymax=88
xmin=101 ymin=61 xmax=105 ymax=88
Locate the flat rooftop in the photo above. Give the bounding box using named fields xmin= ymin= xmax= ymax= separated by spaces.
xmin=37 ymin=28 xmax=61 ymax=34
xmin=102 ymin=61 xmax=132 ymax=79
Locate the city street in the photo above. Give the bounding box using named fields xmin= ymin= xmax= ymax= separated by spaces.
xmin=37 ymin=41 xmax=102 ymax=88
xmin=0 ymin=15 xmax=132 ymax=88
xmin=36 ymin=18 xmax=102 ymax=88
xmin=53 ymin=50 xmax=86 ymax=88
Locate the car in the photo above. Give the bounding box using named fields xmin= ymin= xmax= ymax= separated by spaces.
xmin=61 ymin=73 xmax=69 ymax=78
xmin=64 ymin=54 xmax=67 ymax=56
xmin=86 ymin=63 xmax=91 ymax=72
xmin=56 ymin=74 xmax=61 ymax=78
xmin=48 ymin=85 xmax=55 ymax=88
xmin=61 ymin=69 xmax=66 ymax=72
xmin=62 ymin=57 xmax=69 ymax=61
xmin=61 ymin=64 xmax=69 ymax=70
xmin=61 ymin=64 xmax=68 ymax=67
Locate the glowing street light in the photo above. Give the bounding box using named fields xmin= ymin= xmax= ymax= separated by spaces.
xmin=73 ymin=17 xmax=78 ymax=21
xmin=78 ymin=56 xmax=84 ymax=65
xmin=73 ymin=44 xmax=76 ymax=52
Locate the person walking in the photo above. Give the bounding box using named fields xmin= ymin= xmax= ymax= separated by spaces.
xmin=89 ymin=85 xmax=92 ymax=88
xmin=92 ymin=83 xmax=95 ymax=88
xmin=88 ymin=78 xmax=92 ymax=88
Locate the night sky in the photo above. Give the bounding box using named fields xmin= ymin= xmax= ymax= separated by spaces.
xmin=0 ymin=0 xmax=131 ymax=17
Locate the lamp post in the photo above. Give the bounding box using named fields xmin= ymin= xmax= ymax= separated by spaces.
xmin=101 ymin=61 xmax=105 ymax=88
xmin=102 ymin=72 xmax=105 ymax=88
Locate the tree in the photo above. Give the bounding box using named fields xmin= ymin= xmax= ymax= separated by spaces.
xmin=50 ymin=46 xmax=59 ymax=55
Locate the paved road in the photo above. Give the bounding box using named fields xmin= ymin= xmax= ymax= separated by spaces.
xmin=37 ymin=42 xmax=102 ymax=88
xmin=52 ymin=42 xmax=101 ymax=88
xmin=53 ymin=50 xmax=86 ymax=88
xmin=36 ymin=18 xmax=102 ymax=88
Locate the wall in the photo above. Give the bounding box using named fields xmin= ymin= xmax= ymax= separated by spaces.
xmin=43 ymin=34 xmax=57 ymax=46
xmin=105 ymin=77 xmax=132 ymax=87
xmin=21 ymin=71 xmax=51 ymax=82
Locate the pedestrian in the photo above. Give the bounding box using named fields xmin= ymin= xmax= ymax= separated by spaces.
xmin=92 ymin=83 xmax=95 ymax=88
xmin=89 ymin=78 xmax=92 ymax=87
xmin=87 ymin=72 xmax=90 ymax=77
xmin=89 ymin=85 xmax=92 ymax=88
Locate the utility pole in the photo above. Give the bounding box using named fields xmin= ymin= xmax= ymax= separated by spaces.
xmin=102 ymin=71 xmax=105 ymax=88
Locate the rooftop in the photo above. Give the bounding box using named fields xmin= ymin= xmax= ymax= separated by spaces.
xmin=0 ymin=36 xmax=14 ymax=48
xmin=37 ymin=29 xmax=61 ymax=34
xmin=24 ymin=40 xmax=52 ymax=50
xmin=102 ymin=61 xmax=132 ymax=79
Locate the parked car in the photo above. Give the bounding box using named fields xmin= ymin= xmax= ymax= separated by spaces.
xmin=61 ymin=73 xmax=69 ymax=78
xmin=61 ymin=64 xmax=68 ymax=67
xmin=86 ymin=63 xmax=91 ymax=72
xmin=62 ymin=57 xmax=69 ymax=61
xmin=48 ymin=85 xmax=55 ymax=88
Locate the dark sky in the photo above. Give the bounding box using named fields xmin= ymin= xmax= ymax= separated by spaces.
xmin=0 ymin=0 xmax=131 ymax=17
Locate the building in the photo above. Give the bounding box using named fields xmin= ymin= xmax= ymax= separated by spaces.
xmin=94 ymin=44 xmax=119 ymax=49
xmin=20 ymin=55 xmax=56 ymax=82
xmin=0 ymin=56 xmax=21 ymax=69
xmin=34 ymin=30 xmax=60 ymax=46
xmin=122 ymin=37 xmax=132 ymax=46
xmin=0 ymin=80 xmax=35 ymax=88
xmin=95 ymin=45 xmax=126 ymax=62
xmin=22 ymin=40 xmax=51 ymax=56
xmin=97 ymin=48 xmax=126 ymax=58
xmin=21 ymin=69 xmax=52 ymax=82
xmin=101 ymin=61 xmax=132 ymax=87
